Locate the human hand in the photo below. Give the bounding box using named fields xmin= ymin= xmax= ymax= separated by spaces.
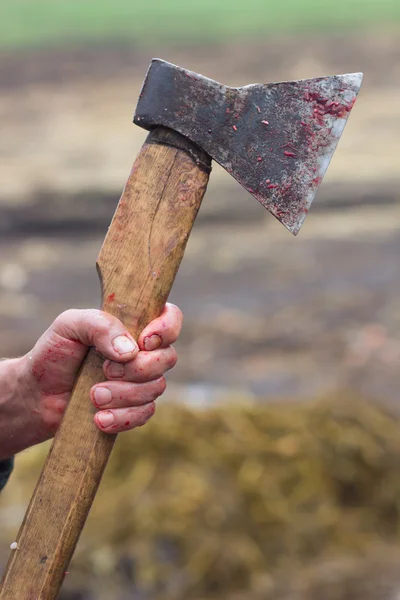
xmin=0 ymin=304 xmax=182 ymax=458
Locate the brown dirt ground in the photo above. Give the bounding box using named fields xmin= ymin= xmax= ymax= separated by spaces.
xmin=0 ymin=30 xmax=400 ymax=404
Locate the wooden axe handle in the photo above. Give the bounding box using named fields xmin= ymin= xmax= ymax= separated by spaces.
xmin=0 ymin=127 xmax=211 ymax=599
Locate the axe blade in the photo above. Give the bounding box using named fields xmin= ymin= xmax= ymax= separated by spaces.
xmin=135 ymin=60 xmax=363 ymax=235
xmin=245 ymin=72 xmax=363 ymax=234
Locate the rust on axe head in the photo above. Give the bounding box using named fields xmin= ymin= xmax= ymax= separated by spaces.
xmin=134 ymin=59 xmax=363 ymax=235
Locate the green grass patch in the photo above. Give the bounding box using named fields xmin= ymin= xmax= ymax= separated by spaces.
xmin=0 ymin=0 xmax=399 ymax=50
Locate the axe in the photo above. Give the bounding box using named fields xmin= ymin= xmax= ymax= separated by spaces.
xmin=0 ymin=59 xmax=362 ymax=599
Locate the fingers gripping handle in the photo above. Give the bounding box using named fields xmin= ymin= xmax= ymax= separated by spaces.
xmin=0 ymin=128 xmax=211 ymax=599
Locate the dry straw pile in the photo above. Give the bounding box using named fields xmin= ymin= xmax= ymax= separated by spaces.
xmin=3 ymin=397 xmax=400 ymax=599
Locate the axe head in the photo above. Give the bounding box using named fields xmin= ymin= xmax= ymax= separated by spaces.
xmin=134 ymin=59 xmax=363 ymax=235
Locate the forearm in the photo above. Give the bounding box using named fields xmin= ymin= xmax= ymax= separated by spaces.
xmin=0 ymin=357 xmax=42 ymax=460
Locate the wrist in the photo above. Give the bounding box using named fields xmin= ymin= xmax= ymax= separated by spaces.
xmin=0 ymin=356 xmax=43 ymax=459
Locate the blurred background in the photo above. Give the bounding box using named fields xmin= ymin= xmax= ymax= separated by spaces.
xmin=1 ymin=1 xmax=400 ymax=598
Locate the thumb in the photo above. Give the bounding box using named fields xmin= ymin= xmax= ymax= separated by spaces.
xmin=51 ymin=309 xmax=138 ymax=362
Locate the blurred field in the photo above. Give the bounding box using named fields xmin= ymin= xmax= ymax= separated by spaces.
xmin=1 ymin=0 xmax=399 ymax=49
xmin=1 ymin=28 xmax=400 ymax=403
xmin=1 ymin=2 xmax=400 ymax=599
xmin=3 ymin=400 xmax=400 ymax=599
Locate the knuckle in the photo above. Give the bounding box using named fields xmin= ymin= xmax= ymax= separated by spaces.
xmin=168 ymin=347 xmax=178 ymax=368
xmin=156 ymin=376 xmax=167 ymax=395
xmin=172 ymin=303 xmax=183 ymax=321
xmin=163 ymin=302 xmax=181 ymax=323
xmin=54 ymin=308 xmax=78 ymax=326
xmin=86 ymin=311 xmax=113 ymax=340
xmin=55 ymin=308 xmax=109 ymax=340
xmin=98 ymin=309 xmax=123 ymax=328
xmin=143 ymin=401 xmax=156 ymax=420
xmin=53 ymin=309 xmax=83 ymax=339
xmin=167 ymin=301 xmax=180 ymax=313
xmin=131 ymin=401 xmax=156 ymax=428
xmin=135 ymin=358 xmax=151 ymax=380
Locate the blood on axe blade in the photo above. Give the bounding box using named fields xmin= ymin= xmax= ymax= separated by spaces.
xmin=135 ymin=59 xmax=363 ymax=234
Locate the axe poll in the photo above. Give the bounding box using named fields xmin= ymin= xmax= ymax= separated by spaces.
xmin=0 ymin=59 xmax=362 ymax=599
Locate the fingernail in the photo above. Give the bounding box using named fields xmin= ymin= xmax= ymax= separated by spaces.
xmin=94 ymin=387 xmax=112 ymax=407
xmin=143 ymin=334 xmax=162 ymax=351
xmin=112 ymin=335 xmax=137 ymax=355
xmin=106 ymin=362 xmax=125 ymax=379
xmin=97 ymin=411 xmax=114 ymax=428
